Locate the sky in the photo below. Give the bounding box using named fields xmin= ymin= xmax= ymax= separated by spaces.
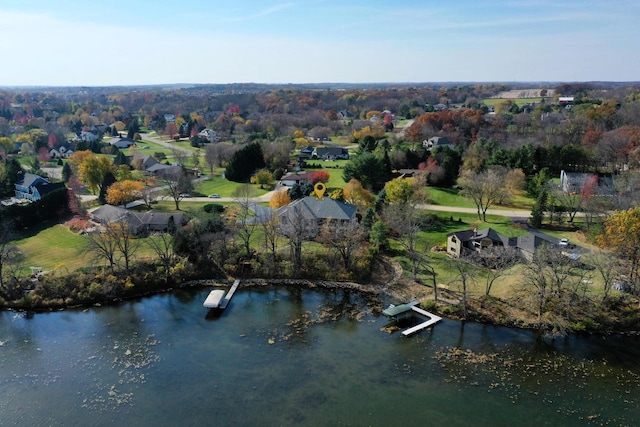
xmin=1 ymin=0 xmax=639 ymax=86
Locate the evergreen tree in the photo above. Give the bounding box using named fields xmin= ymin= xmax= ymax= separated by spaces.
xmin=288 ymin=182 xmax=314 ymax=200
xmin=113 ymin=149 xmax=128 ymax=166
xmin=62 ymin=162 xmax=72 ymax=182
xmin=127 ymin=117 xmax=140 ymax=139
xmin=98 ymin=171 xmax=117 ymax=204
xmin=362 ymin=207 xmax=376 ymax=231
xmin=225 ymin=143 xmax=266 ymax=182
xmin=530 ymin=189 xmax=548 ymax=228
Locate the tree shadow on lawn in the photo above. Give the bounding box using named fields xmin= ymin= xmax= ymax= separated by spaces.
xmin=14 ymin=219 xmax=66 ymax=240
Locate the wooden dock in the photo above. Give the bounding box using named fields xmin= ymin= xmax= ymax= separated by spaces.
xmin=218 ymin=279 xmax=240 ymax=309
xmin=401 ymin=306 xmax=442 ymax=336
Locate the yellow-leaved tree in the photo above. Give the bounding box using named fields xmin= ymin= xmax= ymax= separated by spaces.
xmin=69 ymin=150 xmax=116 ymax=194
xmin=106 ymin=180 xmax=144 ymax=206
xmin=269 ymin=190 xmax=291 ymax=209
xmin=597 ymin=208 xmax=640 ymax=287
xmin=384 ymin=177 xmax=415 ymax=205
xmin=343 ymin=179 xmax=374 ymax=212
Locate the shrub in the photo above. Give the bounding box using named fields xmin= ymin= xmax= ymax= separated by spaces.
xmin=204 ymin=203 xmax=225 ymax=213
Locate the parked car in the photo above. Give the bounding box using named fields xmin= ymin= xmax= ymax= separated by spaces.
xmin=559 ymin=238 xmax=569 ymax=246
xmin=209 ymin=194 xmax=221 ymax=198
xmin=180 ymin=193 xmax=192 ymax=198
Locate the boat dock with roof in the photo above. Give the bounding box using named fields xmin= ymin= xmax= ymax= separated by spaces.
xmin=382 ymin=301 xmax=442 ymax=336
xmin=203 ymin=279 xmax=240 ymax=309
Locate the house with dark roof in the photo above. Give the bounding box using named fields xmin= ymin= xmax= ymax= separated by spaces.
xmin=109 ymin=137 xmax=136 ymax=149
xmin=277 ymin=196 xmax=357 ymax=239
xmin=447 ymin=228 xmax=511 ymax=257
xmin=145 ymin=163 xmax=183 ymax=178
xmin=314 ymin=147 xmax=349 ymax=160
xmin=128 ymin=154 xmax=159 ymax=171
xmin=90 ymin=204 xmax=186 ymax=235
xmin=423 ymin=136 xmax=454 ymax=151
xmin=447 ymin=227 xmax=574 ymax=261
xmin=14 ymin=173 xmax=66 ymax=202
xmin=299 ymin=146 xmax=315 ymax=160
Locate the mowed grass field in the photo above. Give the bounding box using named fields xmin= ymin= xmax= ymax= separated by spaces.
xmin=13 ymin=223 xmax=165 ymax=275
xmin=14 ymin=223 xmax=89 ymax=273
xmin=427 ymin=187 xmax=535 ymax=210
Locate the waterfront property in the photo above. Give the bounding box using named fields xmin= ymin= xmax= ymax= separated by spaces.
xmin=382 ymin=301 xmax=442 ymax=336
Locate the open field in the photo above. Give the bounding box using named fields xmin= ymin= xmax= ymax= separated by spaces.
xmin=482 ymin=97 xmax=545 ymax=106
xmin=13 ymin=223 xmax=170 ymax=275
xmin=192 ymin=175 xmax=269 ymax=198
xmin=427 ymin=187 xmax=535 ymax=210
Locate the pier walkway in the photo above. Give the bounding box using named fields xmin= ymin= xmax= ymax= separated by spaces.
xmin=401 ymin=306 xmax=442 ymax=336
xmin=219 ymin=279 xmax=240 ymax=309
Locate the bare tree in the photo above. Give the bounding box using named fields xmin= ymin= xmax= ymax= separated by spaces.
xmin=146 ymin=232 xmax=177 ymax=281
xmin=140 ymin=183 xmax=158 ymax=209
xmin=171 ymin=147 xmax=188 ymax=167
xmin=162 ymin=168 xmax=193 ymax=210
xmin=88 ymin=220 xmax=139 ymax=273
xmin=549 ymin=184 xmax=582 ymax=223
xmin=585 ymin=251 xmax=621 ymax=302
xmin=232 ymin=184 xmax=259 ymax=258
xmin=521 ymin=244 xmax=588 ymax=335
xmin=316 ymin=219 xmax=365 ymax=271
xmin=467 ymin=246 xmax=520 ymax=296
xmin=459 ymin=166 xmax=510 ymax=221
xmin=259 ymin=209 xmax=281 ymax=275
xmin=449 ymin=258 xmax=477 ymax=319
xmin=87 ymin=226 xmax=120 ymax=271
xmin=383 ymin=201 xmax=422 ymax=279
xmin=279 ymin=204 xmax=319 ymax=276
xmin=0 ymin=221 xmax=20 ymax=290
xmin=110 ymin=221 xmax=139 ymax=273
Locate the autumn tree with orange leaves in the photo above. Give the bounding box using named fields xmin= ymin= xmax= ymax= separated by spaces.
xmin=106 ymin=180 xmax=144 ymax=206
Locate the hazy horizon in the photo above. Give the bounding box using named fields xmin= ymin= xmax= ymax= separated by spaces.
xmin=1 ymin=0 xmax=639 ymax=86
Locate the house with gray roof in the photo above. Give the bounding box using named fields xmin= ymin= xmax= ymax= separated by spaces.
xmin=91 ymin=204 xmax=186 ymax=235
xmin=14 ymin=173 xmax=66 ymax=202
xmin=447 ymin=228 xmax=511 ymax=257
xmin=109 ymin=137 xmax=136 ymax=149
xmin=447 ymin=227 xmax=576 ymax=261
xmin=277 ymin=196 xmax=357 ymax=239
xmin=128 ymin=154 xmax=159 ymax=171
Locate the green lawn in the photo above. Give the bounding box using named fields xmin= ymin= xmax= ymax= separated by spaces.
xmin=124 ymin=140 xmax=174 ymax=158
xmin=192 ymin=175 xmax=269 ymax=198
xmin=427 ymin=187 xmax=535 ymax=210
xmin=14 ymin=223 xmax=89 ymax=273
xmin=426 ymin=187 xmax=476 ymax=208
xmin=13 ymin=223 xmax=167 ymax=274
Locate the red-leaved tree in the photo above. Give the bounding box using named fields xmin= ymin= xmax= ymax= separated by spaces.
xmin=309 ymin=170 xmax=330 ymax=184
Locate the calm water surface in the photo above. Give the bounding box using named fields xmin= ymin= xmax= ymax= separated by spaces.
xmin=1 ymin=286 xmax=639 ymax=426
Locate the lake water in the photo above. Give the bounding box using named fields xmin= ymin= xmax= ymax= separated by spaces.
xmin=1 ymin=286 xmax=639 ymax=426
